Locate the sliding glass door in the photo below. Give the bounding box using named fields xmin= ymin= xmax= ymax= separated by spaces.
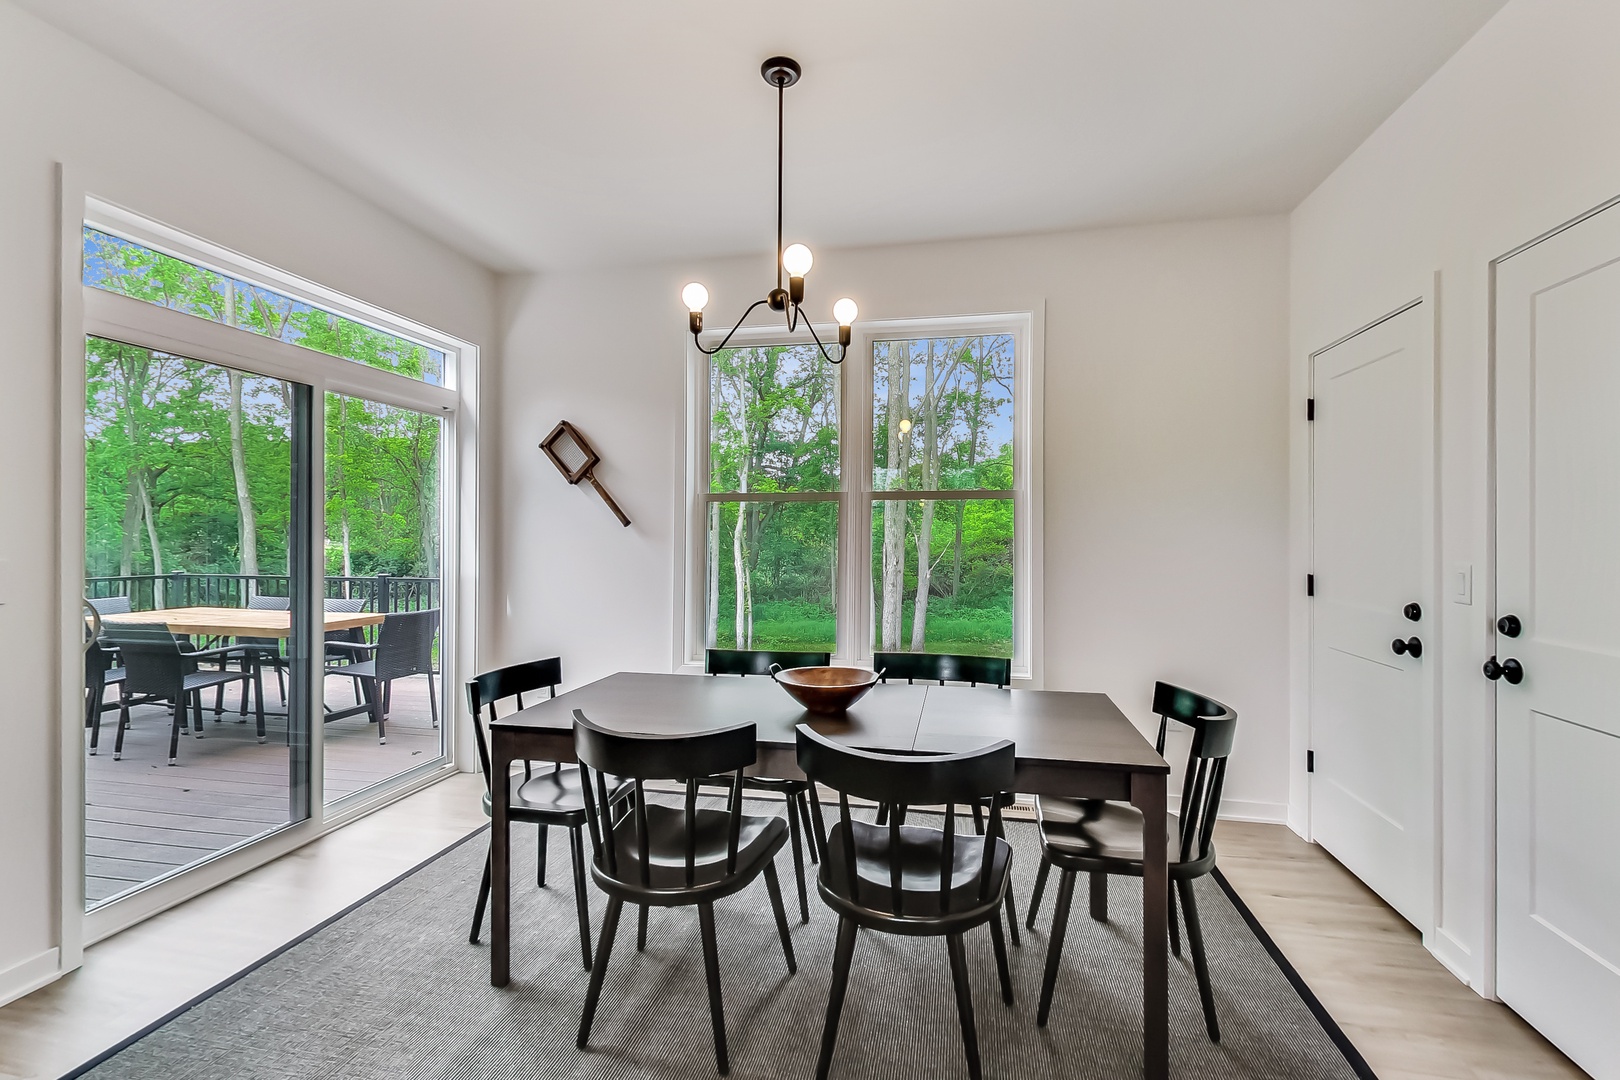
xmin=82 ymin=337 xmax=313 ymax=906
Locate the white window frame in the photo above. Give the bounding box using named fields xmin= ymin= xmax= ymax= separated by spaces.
xmin=58 ymin=190 xmax=479 ymax=950
xmin=678 ymin=310 xmax=1043 ymax=683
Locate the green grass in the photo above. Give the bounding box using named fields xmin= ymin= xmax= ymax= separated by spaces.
xmin=713 ymin=598 xmax=1011 ymax=658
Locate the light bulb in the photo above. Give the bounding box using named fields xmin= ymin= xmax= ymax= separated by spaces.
xmin=899 ymin=418 xmax=913 ymax=435
xmin=681 ymin=282 xmax=709 ymax=313
xmin=833 ymin=297 xmax=858 ymax=326
xmin=782 ymin=243 xmax=814 ymax=277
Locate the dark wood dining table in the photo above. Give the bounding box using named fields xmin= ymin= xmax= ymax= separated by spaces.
xmin=488 ymin=671 xmax=1173 ymax=1079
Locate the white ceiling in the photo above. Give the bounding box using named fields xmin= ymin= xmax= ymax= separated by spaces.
xmin=17 ymin=0 xmax=1505 ymax=272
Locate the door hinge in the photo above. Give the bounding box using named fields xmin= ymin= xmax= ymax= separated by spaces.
xmin=1307 ymin=750 xmax=1315 ymax=773
xmin=1307 ymin=397 xmax=1315 ymax=421
xmin=1307 ymin=574 xmax=1315 ymax=597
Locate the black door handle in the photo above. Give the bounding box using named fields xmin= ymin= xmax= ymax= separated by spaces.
xmin=1484 ymin=656 xmax=1524 ymax=684
xmin=1391 ymin=637 xmax=1423 ymax=659
xmin=1497 ymin=614 xmax=1521 ymax=638
xmin=1404 ymin=602 xmax=1422 ymax=622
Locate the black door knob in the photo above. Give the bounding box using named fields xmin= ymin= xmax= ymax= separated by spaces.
xmin=1484 ymin=657 xmax=1503 ymax=680
xmin=1501 ymin=657 xmax=1524 ymax=684
xmin=1391 ymin=637 xmax=1423 ymax=658
xmin=1497 ymin=614 xmax=1521 ymax=638
xmin=1404 ymin=602 xmax=1422 ymax=622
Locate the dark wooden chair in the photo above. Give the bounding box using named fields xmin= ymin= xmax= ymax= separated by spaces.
xmin=101 ymin=623 xmax=264 ymax=765
xmin=873 ymin=650 xmax=1020 ymax=944
xmin=796 ymin=725 xmax=1016 ymax=1080
xmin=466 ymin=658 xmax=608 ymax=970
xmin=322 ymin=608 xmax=439 ymax=742
xmin=84 ymin=597 xmax=132 ymax=749
xmin=704 ymin=647 xmax=830 ymax=922
xmin=1025 ymin=681 xmax=1236 ymax=1040
xmin=574 ymin=709 xmax=795 ymax=1077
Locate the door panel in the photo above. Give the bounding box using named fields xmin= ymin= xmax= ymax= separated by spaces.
xmin=1310 ymin=301 xmax=1434 ymax=931
xmin=1496 ymin=203 xmax=1620 ymax=1079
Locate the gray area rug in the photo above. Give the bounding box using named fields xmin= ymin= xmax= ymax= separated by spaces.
xmin=73 ymin=806 xmax=1374 ymax=1079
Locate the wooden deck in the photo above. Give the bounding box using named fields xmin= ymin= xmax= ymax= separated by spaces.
xmin=84 ymin=673 xmax=443 ymax=904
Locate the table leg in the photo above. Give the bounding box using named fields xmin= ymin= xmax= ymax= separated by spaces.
xmin=1132 ymin=770 xmax=1168 ymax=1080
xmin=491 ymin=729 xmax=513 ymax=987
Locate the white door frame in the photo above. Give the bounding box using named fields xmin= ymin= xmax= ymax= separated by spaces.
xmin=1306 ymin=279 xmax=1443 ymax=941
xmin=54 ymin=172 xmax=480 ymax=969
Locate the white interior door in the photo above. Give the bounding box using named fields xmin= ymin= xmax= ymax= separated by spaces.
xmin=1309 ymin=300 xmax=1435 ymax=932
xmin=1496 ymin=202 xmax=1620 ymax=1080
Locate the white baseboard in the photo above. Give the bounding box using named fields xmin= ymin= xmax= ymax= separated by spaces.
xmin=0 ymin=947 xmax=62 ymax=1008
xmin=1428 ymin=926 xmax=1479 ymax=992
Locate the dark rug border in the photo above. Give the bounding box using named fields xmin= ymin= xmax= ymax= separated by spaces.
xmin=60 ymin=824 xmax=1377 ymax=1080
xmin=58 ymin=823 xmax=492 ymax=1080
xmin=1212 ymin=868 xmax=1380 ymax=1080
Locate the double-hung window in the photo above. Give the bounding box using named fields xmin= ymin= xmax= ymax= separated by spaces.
xmin=686 ymin=313 xmax=1039 ymax=680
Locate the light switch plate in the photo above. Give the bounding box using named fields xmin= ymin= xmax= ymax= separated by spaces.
xmin=1450 ymin=562 xmax=1473 ymax=605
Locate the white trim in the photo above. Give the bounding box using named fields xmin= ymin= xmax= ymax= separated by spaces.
xmin=0 ymin=948 xmax=63 ymax=1009
xmin=57 ymin=191 xmax=479 ymax=978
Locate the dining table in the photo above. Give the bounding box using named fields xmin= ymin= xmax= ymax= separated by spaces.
xmin=488 ymin=670 xmax=1173 ymax=1079
xmin=96 ymin=604 xmax=384 ymax=639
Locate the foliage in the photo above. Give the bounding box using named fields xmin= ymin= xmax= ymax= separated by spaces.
xmin=82 ymin=231 xmax=441 ymax=587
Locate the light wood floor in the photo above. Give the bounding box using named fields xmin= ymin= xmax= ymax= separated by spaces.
xmin=0 ymin=787 xmax=1588 ymax=1080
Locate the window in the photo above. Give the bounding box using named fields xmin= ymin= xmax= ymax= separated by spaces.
xmin=83 ymin=227 xmax=447 ymax=386
xmin=704 ymin=344 xmax=840 ymax=651
xmin=687 ymin=315 xmax=1038 ymax=677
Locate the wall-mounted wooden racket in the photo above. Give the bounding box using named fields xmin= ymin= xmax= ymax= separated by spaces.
xmin=540 ymin=420 xmax=631 ymax=527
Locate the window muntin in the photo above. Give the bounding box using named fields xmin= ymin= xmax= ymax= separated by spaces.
xmin=83 ymin=228 xmax=447 ymax=386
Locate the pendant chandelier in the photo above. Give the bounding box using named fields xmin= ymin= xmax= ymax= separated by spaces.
xmin=682 ymin=56 xmax=856 ymax=364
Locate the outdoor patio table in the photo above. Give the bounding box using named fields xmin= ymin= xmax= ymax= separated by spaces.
xmin=97 ymin=605 xmax=384 ymax=639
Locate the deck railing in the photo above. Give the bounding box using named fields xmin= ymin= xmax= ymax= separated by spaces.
xmin=84 ymin=572 xmax=440 ymax=614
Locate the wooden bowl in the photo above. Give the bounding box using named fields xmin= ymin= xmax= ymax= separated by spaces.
xmin=771 ymin=665 xmax=880 ymax=715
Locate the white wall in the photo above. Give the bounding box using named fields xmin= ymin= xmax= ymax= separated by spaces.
xmin=0 ymin=0 xmax=494 ymax=1004
xmin=1289 ymin=0 xmax=1620 ymax=992
xmin=492 ymin=215 xmax=1291 ymax=820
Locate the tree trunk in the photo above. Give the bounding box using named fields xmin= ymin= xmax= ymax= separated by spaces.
xmin=880 ymin=340 xmax=911 ymax=649
xmin=910 ymin=341 xmax=941 ymax=650
xmin=951 ymin=340 xmax=985 ymax=598
xmin=228 ymin=370 xmax=260 ymax=581
xmin=732 ymin=501 xmax=750 ymax=648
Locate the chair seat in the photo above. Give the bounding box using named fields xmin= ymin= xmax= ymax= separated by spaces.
xmin=820 ymin=819 xmax=1011 ymax=930
xmin=182 ymin=669 xmax=247 ymax=694
xmin=1035 ymin=796 xmax=1210 ymax=877
xmin=104 ymin=668 xmax=126 ymax=684
xmin=594 ymin=803 xmax=787 ymax=903
xmin=326 ymin=659 xmax=377 ymax=680
xmin=481 ymin=766 xmax=591 ymax=824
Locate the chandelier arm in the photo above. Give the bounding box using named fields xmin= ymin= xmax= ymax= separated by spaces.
xmin=800 ymin=312 xmax=846 ymax=365
xmin=692 ymin=297 xmax=775 ymax=355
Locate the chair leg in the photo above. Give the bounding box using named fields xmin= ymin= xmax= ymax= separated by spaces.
xmin=213 ymin=683 xmax=224 ymax=717
xmin=806 ymin=783 xmax=829 ymax=856
xmin=87 ymin=688 xmax=103 ymax=756
xmin=1179 ymin=878 xmax=1221 ymax=1042
xmin=1026 ymin=856 xmax=1051 ymax=930
xmin=113 ymin=688 xmax=129 ymax=760
xmin=637 ymin=904 xmax=649 ymax=951
xmin=698 ymin=901 xmax=730 ymax=1076
xmin=763 ymin=861 xmax=798 ymax=974
xmin=252 ymin=669 xmax=266 ymax=743
xmin=971 ymin=801 xmax=985 ymax=834
xmin=167 ymin=698 xmax=184 ymax=765
xmin=875 ymin=802 xmax=888 ymax=826
xmin=576 ymin=896 xmax=623 ymax=1050
xmin=277 ymin=667 xmax=286 ymax=704
xmin=1037 ymin=868 xmax=1077 ymax=1027
xmin=946 ymin=933 xmax=983 ymax=1080
xmin=371 ymin=678 xmax=387 ymax=744
xmin=797 ymin=790 xmax=819 ymax=864
xmin=787 ymin=791 xmax=809 ymax=924
xmin=1089 ymin=870 xmax=1108 ymax=921
xmin=816 ymin=915 xmax=859 ymax=1080
xmin=192 ymin=692 xmax=206 ymax=736
xmin=987 ymin=815 xmax=1020 ymax=947
xmin=427 ymin=671 xmax=440 ymax=728
xmin=537 ymin=823 xmax=549 ymax=887
xmin=469 ymin=847 xmax=492 ymax=944
xmin=1169 ymin=882 xmax=1182 ymax=958
xmin=569 ymin=826 xmax=593 ymax=971
xmin=987 ymin=899 xmax=1015 ymax=1005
